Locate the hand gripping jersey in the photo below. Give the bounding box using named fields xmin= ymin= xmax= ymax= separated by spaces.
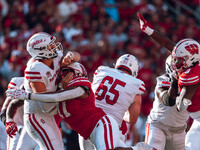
xmin=58 ymin=77 xmax=106 ymax=139
xmin=148 ymin=74 xmax=189 ymax=127
xmin=24 ymin=51 xmax=62 ymax=114
xmin=92 ymin=66 xmax=145 ymax=127
xmin=178 ymin=62 xmax=200 ymax=113
xmin=8 ymin=77 xmax=24 ymax=126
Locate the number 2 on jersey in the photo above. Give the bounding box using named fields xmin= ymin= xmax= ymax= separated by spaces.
xmin=95 ymin=76 xmax=126 ymax=105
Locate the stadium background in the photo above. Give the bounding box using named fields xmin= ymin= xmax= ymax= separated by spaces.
xmin=0 ymin=0 xmax=199 ymax=149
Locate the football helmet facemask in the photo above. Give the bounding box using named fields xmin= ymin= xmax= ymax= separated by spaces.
xmin=27 ymin=32 xmax=63 ymax=60
xmin=115 ymin=54 xmax=139 ymax=77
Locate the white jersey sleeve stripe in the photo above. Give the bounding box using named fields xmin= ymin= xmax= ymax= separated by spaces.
xmin=179 ymin=76 xmax=198 ymax=81
xmin=68 ymin=79 xmax=90 ymax=86
xmin=180 ymin=78 xmax=199 ymax=84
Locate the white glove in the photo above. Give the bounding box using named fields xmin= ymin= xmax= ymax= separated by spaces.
xmin=137 ymin=12 xmax=154 ymax=35
xmin=176 ymin=97 xmax=192 ymax=111
xmin=6 ymin=88 xmax=29 ymax=100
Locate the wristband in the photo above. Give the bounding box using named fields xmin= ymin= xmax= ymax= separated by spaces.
xmin=145 ymin=26 xmax=154 ymax=35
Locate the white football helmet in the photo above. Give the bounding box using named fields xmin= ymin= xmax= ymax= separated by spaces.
xmin=115 ymin=54 xmax=139 ymax=77
xmin=27 ymin=32 xmax=63 ymax=59
xmin=171 ymin=38 xmax=200 ymax=72
xmin=61 ymin=62 xmax=87 ymax=77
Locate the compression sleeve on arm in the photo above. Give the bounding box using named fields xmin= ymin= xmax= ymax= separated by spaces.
xmin=30 ymin=87 xmax=85 ymax=102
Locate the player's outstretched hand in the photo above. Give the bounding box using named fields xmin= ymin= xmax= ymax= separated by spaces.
xmin=137 ymin=12 xmax=154 ymax=35
xmin=5 ymin=121 xmax=18 ymax=138
xmin=6 ymin=88 xmax=29 ymax=100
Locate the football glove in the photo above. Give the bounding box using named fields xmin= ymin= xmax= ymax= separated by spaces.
xmin=5 ymin=121 xmax=18 ymax=138
xmin=137 ymin=12 xmax=154 ymax=35
xmin=6 ymin=88 xmax=29 ymax=100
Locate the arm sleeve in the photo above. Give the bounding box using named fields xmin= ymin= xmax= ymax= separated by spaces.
xmin=30 ymin=87 xmax=85 ymax=102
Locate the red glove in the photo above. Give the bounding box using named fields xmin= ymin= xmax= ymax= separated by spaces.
xmin=5 ymin=121 xmax=18 ymax=138
xmin=137 ymin=12 xmax=154 ymax=35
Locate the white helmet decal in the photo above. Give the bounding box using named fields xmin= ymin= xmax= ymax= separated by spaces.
xmin=27 ymin=32 xmax=63 ymax=60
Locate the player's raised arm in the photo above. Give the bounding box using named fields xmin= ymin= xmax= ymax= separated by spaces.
xmin=137 ymin=12 xmax=175 ymax=52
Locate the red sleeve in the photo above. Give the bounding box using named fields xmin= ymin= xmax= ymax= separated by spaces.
xmin=66 ymin=77 xmax=91 ymax=88
xmin=179 ymin=64 xmax=200 ymax=87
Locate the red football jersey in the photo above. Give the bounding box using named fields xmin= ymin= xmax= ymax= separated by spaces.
xmin=58 ymin=77 xmax=106 ymax=139
xmin=178 ymin=62 xmax=200 ymax=112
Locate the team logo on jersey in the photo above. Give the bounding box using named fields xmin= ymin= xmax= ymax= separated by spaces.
xmin=41 ymin=119 xmax=45 ymax=124
xmin=46 ymin=71 xmax=52 ymax=78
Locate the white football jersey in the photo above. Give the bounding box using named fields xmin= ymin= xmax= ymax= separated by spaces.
xmin=8 ymin=77 xmax=24 ymax=125
xmin=92 ymin=66 xmax=145 ymax=126
xmin=24 ymin=51 xmax=62 ymax=114
xmin=148 ymin=74 xmax=189 ymax=127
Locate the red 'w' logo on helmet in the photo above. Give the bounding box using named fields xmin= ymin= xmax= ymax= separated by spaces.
xmin=185 ymin=44 xmax=199 ymax=55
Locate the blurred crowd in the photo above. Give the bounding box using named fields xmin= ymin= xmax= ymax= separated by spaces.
xmin=0 ymin=0 xmax=199 ymax=148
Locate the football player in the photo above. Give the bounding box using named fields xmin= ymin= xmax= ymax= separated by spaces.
xmin=0 ymin=77 xmax=38 ymax=150
xmin=79 ymin=54 xmax=145 ymax=150
xmin=144 ymin=55 xmax=189 ymax=150
xmin=137 ymin=12 xmax=200 ymax=150
xmin=7 ymin=62 xmax=127 ymax=150
xmin=5 ymin=32 xmax=80 ymax=150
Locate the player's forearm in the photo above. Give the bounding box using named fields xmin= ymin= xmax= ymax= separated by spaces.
xmin=1 ymin=97 xmax=12 ymax=110
xmin=30 ymin=87 xmax=85 ymax=102
xmin=6 ymin=99 xmax=23 ymax=122
xmin=151 ymin=30 xmax=175 ymax=52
